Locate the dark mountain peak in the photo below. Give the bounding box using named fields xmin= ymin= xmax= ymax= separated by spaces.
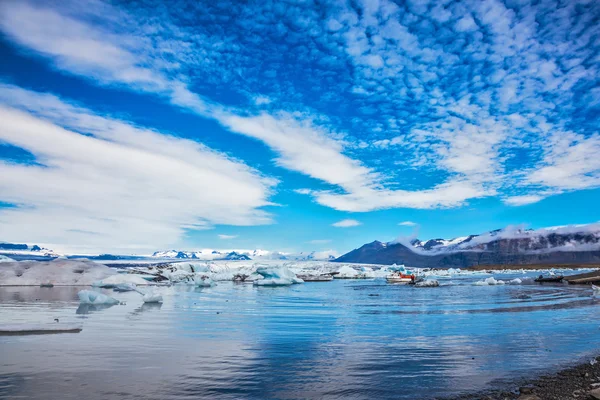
xmin=335 ymin=225 xmax=600 ymax=268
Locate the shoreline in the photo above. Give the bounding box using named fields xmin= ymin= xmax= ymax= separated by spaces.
xmin=465 ymin=264 xmax=600 ymax=271
xmin=444 ymin=355 xmax=600 ymax=400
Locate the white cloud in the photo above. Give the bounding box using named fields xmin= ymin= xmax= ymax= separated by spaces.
xmin=398 ymin=221 xmax=417 ymax=226
xmin=0 ymin=85 xmax=274 ymax=253
xmin=1 ymin=0 xmax=598 ymax=217
xmin=218 ymin=234 xmax=238 ymax=240
xmin=332 ymin=219 xmax=361 ymax=228
xmin=503 ymin=195 xmax=544 ymax=206
xmin=0 ymin=0 xmax=496 ymax=213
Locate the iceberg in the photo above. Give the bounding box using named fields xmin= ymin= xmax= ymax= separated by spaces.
xmin=0 ymin=259 xmax=117 ymax=286
xmin=142 ymin=292 xmax=163 ymax=303
xmin=113 ymin=283 xmax=137 ymax=292
xmin=253 ymin=266 xmax=303 ymax=286
xmin=473 ymin=277 xmax=505 ymax=286
xmin=0 ymin=255 xmax=15 ymax=263
xmin=415 ymin=279 xmax=440 ymax=287
xmin=78 ymin=290 xmax=120 ymax=305
xmin=335 ymin=265 xmax=359 ymax=279
xmin=92 ymin=274 xmax=150 ymax=288
xmin=194 ymin=275 xmax=216 ymax=287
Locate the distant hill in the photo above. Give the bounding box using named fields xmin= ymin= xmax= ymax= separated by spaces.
xmin=335 ymin=225 xmax=600 ymax=268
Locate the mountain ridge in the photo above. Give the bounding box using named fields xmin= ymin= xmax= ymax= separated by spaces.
xmin=335 ymin=225 xmax=600 ymax=267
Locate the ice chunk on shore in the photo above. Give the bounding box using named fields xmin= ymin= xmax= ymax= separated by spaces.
xmin=0 ymin=259 xmax=117 ymax=286
xmin=253 ymin=266 xmax=303 ymax=286
xmin=0 ymin=323 xmax=83 ymax=335
xmin=474 ymin=277 xmax=505 ymax=286
xmin=415 ymin=279 xmax=440 ymax=287
xmin=78 ymin=290 xmax=120 ymax=305
xmin=93 ymin=274 xmax=151 ymax=288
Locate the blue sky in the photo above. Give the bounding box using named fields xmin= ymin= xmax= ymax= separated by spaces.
xmin=0 ymin=0 xmax=599 ymax=255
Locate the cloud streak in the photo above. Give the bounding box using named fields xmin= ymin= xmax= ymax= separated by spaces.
xmin=332 ymin=219 xmax=361 ymax=228
xmin=0 ymin=84 xmax=274 ymax=253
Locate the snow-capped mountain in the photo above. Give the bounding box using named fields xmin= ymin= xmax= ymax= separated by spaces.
xmin=151 ymin=248 xmax=339 ymax=261
xmin=335 ymin=224 xmax=600 ymax=267
xmin=0 ymin=242 xmax=61 ymax=258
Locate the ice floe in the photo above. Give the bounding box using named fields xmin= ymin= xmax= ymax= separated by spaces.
xmin=113 ymin=283 xmax=138 ymax=292
xmin=474 ymin=277 xmax=506 ymax=286
xmin=78 ymin=290 xmax=120 ymax=305
xmin=253 ymin=266 xmax=303 ymax=286
xmin=142 ymin=292 xmax=163 ymax=303
xmin=0 ymin=323 xmax=83 ymax=335
xmin=92 ymin=273 xmax=150 ymax=288
xmin=194 ymin=275 xmax=216 ymax=287
xmin=415 ymin=279 xmax=440 ymax=287
xmin=0 ymin=255 xmax=15 ymax=263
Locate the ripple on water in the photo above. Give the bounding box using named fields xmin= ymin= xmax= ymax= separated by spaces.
xmin=1 ymin=277 xmax=600 ymax=400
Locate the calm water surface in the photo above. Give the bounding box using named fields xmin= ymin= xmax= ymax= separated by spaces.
xmin=1 ymin=274 xmax=600 ymax=399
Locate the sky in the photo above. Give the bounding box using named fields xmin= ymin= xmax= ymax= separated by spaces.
xmin=0 ymin=0 xmax=599 ymax=255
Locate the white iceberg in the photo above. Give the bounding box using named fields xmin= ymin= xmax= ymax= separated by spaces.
xmin=142 ymin=292 xmax=163 ymax=303
xmin=78 ymin=290 xmax=120 ymax=305
xmin=335 ymin=265 xmax=359 ymax=278
xmin=0 ymin=259 xmax=117 ymax=286
xmin=415 ymin=279 xmax=440 ymax=287
xmin=92 ymin=274 xmax=150 ymax=288
xmin=194 ymin=275 xmax=216 ymax=287
xmin=253 ymin=266 xmax=303 ymax=286
xmin=473 ymin=277 xmax=505 ymax=286
xmin=113 ymin=283 xmax=137 ymax=292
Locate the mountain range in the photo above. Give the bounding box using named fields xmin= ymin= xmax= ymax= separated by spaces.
xmin=151 ymin=249 xmax=338 ymax=261
xmin=334 ymin=225 xmax=600 ymax=267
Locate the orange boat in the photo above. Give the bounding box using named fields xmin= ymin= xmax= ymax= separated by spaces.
xmin=386 ymin=272 xmax=415 ymax=284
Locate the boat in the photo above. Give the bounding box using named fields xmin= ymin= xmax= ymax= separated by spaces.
xmin=534 ymin=275 xmax=564 ymax=283
xmin=296 ymin=274 xmax=333 ymax=282
xmin=386 ymin=272 xmax=416 ymax=284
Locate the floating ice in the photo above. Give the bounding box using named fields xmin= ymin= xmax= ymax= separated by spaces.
xmin=473 ymin=277 xmax=505 ymax=286
xmin=113 ymin=283 xmax=137 ymax=292
xmin=253 ymin=266 xmax=303 ymax=286
xmin=0 ymin=255 xmax=15 ymax=263
xmin=93 ymin=274 xmax=150 ymax=288
xmin=142 ymin=293 xmax=163 ymax=303
xmin=78 ymin=290 xmax=120 ymax=305
xmin=0 ymin=259 xmax=117 ymax=286
xmin=194 ymin=275 xmax=216 ymax=287
xmin=0 ymin=323 xmax=82 ymax=335
xmin=415 ymin=279 xmax=440 ymax=287
xmin=509 ymin=278 xmax=522 ymax=285
xmin=335 ymin=265 xmax=359 ymax=278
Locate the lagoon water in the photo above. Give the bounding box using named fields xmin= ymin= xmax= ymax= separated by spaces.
xmin=1 ymin=273 xmax=600 ymax=399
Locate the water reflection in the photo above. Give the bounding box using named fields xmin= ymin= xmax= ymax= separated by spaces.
xmin=1 ymin=276 xmax=600 ymax=399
